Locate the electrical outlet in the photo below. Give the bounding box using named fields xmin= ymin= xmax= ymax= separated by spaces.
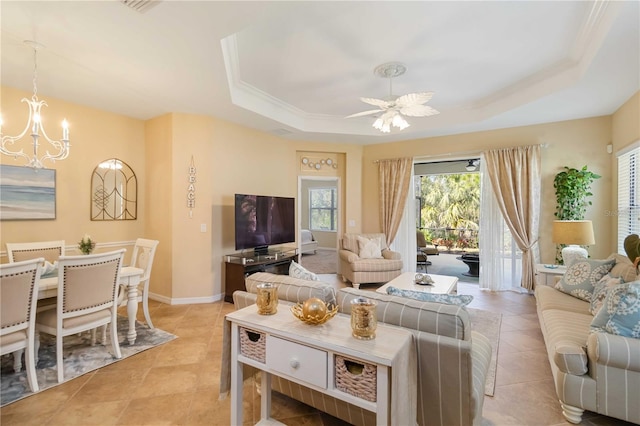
xmin=200 ymin=224 xmax=206 ymax=233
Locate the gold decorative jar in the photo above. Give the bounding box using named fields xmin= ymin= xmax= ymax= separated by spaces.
xmin=256 ymin=283 xmax=278 ymax=315
xmin=350 ymin=297 xmax=377 ymax=340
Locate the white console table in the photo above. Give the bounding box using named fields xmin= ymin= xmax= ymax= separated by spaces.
xmin=226 ymin=305 xmax=416 ymax=425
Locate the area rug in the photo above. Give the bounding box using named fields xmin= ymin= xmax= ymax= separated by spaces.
xmin=300 ymin=249 xmax=337 ymax=274
xmin=0 ymin=316 xmax=176 ymax=407
xmin=467 ymin=306 xmax=501 ymax=396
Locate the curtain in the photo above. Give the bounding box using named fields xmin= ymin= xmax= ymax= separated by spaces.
xmin=479 ymin=157 xmax=522 ymax=291
xmin=482 ymin=146 xmax=541 ymax=291
xmin=378 ymin=157 xmax=413 ymax=246
xmin=390 ymin=166 xmax=417 ymax=273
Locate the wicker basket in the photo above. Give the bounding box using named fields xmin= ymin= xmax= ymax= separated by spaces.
xmin=239 ymin=327 xmax=266 ymax=363
xmin=334 ymin=355 xmax=377 ymax=402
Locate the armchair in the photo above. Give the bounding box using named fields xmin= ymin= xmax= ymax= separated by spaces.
xmin=339 ymin=233 xmax=402 ymax=289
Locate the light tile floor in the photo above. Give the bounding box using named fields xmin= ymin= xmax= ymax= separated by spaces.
xmin=0 ymin=277 xmax=636 ymax=425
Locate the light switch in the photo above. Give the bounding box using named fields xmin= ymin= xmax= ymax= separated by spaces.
xmin=200 ymin=223 xmax=207 ymax=233
xmin=348 ymin=219 xmax=356 ymax=227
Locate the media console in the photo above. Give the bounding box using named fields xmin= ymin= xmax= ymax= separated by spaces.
xmin=223 ymin=247 xmax=298 ymax=303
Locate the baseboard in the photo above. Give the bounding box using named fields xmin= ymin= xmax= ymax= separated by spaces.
xmin=149 ymin=292 xmax=224 ymax=305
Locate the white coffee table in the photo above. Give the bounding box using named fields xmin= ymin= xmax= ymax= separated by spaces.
xmin=376 ymin=272 xmax=458 ymax=295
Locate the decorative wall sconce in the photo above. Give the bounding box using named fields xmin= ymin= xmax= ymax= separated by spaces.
xmin=301 ymin=156 xmax=338 ymax=170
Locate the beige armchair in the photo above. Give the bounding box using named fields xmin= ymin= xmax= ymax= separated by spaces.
xmin=338 ymin=233 xmax=402 ymax=288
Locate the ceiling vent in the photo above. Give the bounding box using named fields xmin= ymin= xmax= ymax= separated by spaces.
xmin=120 ymin=0 xmax=161 ymax=13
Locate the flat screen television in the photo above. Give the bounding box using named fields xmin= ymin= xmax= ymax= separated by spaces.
xmin=234 ymin=194 xmax=295 ymax=255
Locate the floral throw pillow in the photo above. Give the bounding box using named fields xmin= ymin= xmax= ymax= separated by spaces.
xmin=555 ymin=258 xmax=615 ymax=302
xmin=357 ymin=236 xmax=383 ymax=259
xmin=386 ymin=286 xmax=473 ymax=306
xmin=589 ymin=274 xmax=623 ymax=316
xmin=289 ymin=260 xmax=320 ymax=281
xmin=591 ymin=281 xmax=640 ymax=338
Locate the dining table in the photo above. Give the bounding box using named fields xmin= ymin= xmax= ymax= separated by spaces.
xmin=38 ymin=266 xmax=145 ymax=345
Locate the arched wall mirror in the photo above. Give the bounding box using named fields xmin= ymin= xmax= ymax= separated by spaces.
xmin=91 ymin=158 xmax=137 ymax=220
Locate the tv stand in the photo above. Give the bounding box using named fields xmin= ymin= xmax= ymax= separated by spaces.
xmin=223 ymin=247 xmax=298 ymax=303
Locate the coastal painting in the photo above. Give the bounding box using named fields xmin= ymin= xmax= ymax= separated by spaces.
xmin=0 ymin=165 xmax=56 ymax=220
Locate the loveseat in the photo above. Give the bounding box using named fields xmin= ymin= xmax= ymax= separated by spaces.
xmin=227 ymin=271 xmax=492 ymax=426
xmin=535 ymin=254 xmax=640 ymax=424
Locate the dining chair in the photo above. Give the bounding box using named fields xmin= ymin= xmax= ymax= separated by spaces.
xmin=6 ymin=240 xmax=66 ymax=264
xmin=35 ymin=249 xmax=125 ymax=383
xmin=7 ymin=241 xmax=66 ymax=316
xmin=1 ymin=258 xmax=43 ymax=393
xmin=120 ymin=238 xmax=159 ymax=329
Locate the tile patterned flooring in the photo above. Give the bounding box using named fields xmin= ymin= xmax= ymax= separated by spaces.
xmin=0 ymin=276 xmax=635 ymax=425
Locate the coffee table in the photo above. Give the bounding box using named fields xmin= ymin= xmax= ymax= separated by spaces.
xmin=376 ymin=272 xmax=458 ymax=295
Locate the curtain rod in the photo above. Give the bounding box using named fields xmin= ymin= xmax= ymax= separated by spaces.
xmin=373 ymin=143 xmax=549 ymax=163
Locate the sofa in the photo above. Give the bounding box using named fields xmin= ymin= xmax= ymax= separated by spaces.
xmin=338 ymin=233 xmax=403 ymax=288
xmin=228 ymin=271 xmax=492 ymax=426
xmin=535 ymin=254 xmax=640 ymax=424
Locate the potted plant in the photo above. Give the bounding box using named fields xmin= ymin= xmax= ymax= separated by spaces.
xmin=553 ymin=165 xmax=600 ymax=221
xmin=553 ymin=165 xmax=600 ymax=263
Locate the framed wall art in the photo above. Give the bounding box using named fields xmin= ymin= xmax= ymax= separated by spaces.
xmin=0 ymin=164 xmax=56 ymax=220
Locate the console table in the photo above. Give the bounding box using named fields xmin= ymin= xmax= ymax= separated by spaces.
xmin=226 ymin=305 xmax=416 ymax=425
xmin=223 ymin=247 xmax=298 ymax=303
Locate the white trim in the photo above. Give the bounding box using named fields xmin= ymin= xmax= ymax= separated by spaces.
xmin=616 ymin=139 xmax=640 ymax=157
xmin=149 ymin=292 xmax=223 ymax=306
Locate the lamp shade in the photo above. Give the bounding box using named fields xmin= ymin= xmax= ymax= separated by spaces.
xmin=552 ymin=220 xmax=595 ymax=245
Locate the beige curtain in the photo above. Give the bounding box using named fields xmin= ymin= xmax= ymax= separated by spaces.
xmin=378 ymin=157 xmax=413 ymax=246
xmin=483 ymin=146 xmax=541 ymax=290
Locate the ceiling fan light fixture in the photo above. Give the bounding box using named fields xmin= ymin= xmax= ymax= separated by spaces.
xmin=347 ymin=62 xmax=438 ymax=134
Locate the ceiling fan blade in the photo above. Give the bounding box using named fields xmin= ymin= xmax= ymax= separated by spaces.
xmin=395 ymin=92 xmax=434 ymax=107
xmin=360 ymin=97 xmax=391 ymax=108
xmin=400 ymin=104 xmax=440 ymax=117
xmin=345 ymin=109 xmax=383 ymax=118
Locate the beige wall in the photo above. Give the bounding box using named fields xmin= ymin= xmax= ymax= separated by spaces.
xmin=3 ymin=82 xmax=635 ymax=300
xmin=611 ymin=91 xmax=640 ymax=245
xmin=0 ymin=86 xmax=145 ymax=263
xmin=362 ymin=116 xmax=615 ymax=263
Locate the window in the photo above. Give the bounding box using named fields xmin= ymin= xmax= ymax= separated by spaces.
xmin=309 ymin=187 xmax=337 ymax=231
xmin=617 ymin=141 xmax=640 ymax=253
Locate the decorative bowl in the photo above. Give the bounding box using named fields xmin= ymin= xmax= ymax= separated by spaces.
xmin=291 ymin=300 xmax=338 ymax=325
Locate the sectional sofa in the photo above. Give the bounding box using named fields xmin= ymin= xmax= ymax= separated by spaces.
xmin=227 ymin=271 xmax=492 ymax=426
xmin=535 ymin=255 xmax=640 ymax=424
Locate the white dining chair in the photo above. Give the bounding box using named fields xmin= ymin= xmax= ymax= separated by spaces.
xmin=6 ymin=240 xmax=65 ymax=264
xmin=1 ymin=258 xmax=43 ymax=393
xmin=119 ymin=238 xmax=159 ymax=329
xmin=35 ymin=249 xmax=125 ymax=383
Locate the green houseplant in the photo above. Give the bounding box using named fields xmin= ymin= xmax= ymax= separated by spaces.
xmin=553 ymin=166 xmax=600 ymax=220
xmin=553 ymin=165 xmax=600 ymax=263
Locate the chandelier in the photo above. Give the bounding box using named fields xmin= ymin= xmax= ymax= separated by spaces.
xmin=0 ymin=41 xmax=70 ymax=168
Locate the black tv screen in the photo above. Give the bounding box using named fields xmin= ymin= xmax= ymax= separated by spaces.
xmin=234 ymin=194 xmax=295 ymax=253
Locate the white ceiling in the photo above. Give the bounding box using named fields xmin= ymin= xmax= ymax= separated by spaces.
xmin=1 ymin=1 xmax=638 ymax=145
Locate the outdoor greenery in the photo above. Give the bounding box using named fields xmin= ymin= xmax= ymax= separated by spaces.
xmin=416 ymin=173 xmax=480 ymax=250
xmin=553 ymin=165 xmax=601 ymax=220
xmin=309 ymin=187 xmax=338 ymax=231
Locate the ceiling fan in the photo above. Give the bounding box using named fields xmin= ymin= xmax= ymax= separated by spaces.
xmin=346 ymin=62 xmax=440 ymax=133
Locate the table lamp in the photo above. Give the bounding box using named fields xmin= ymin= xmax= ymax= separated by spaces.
xmin=552 ymin=220 xmax=595 ymax=265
